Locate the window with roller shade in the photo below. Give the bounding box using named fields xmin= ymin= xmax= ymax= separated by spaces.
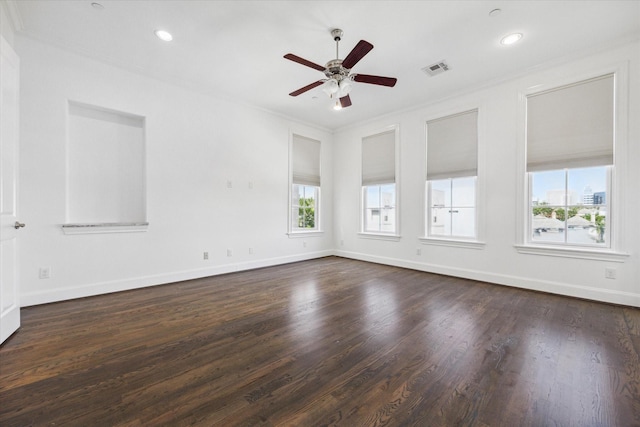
xmin=362 ymin=129 xmax=397 ymax=234
xmin=290 ymin=134 xmax=321 ymax=232
xmin=426 ymin=110 xmax=478 ymax=239
xmin=526 ymin=74 xmax=613 ymax=247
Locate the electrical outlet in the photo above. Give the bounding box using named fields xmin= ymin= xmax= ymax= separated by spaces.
xmin=39 ymin=267 xmax=51 ymax=279
xmin=303 ymin=241 xmax=307 ymax=248
xmin=203 ymin=251 xmax=208 ymax=260
xmin=227 ymin=249 xmax=233 ymax=257
xmin=605 ymin=268 xmax=617 ymax=279
xmin=416 ymin=248 xmax=422 ymax=256
xmin=340 ymin=240 xmax=344 ymax=246
xmin=226 ymin=180 xmax=232 ymax=189
xmin=249 ymin=247 xmax=254 ymax=254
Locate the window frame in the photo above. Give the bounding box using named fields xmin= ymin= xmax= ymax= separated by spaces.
xmin=291 ymin=184 xmax=320 ymax=232
xmin=359 ymin=125 xmax=400 ymax=240
xmin=515 ymin=65 xmax=629 ymax=262
xmin=427 ymin=176 xmax=478 ymax=240
xmin=288 ymin=131 xmax=324 ymax=237
xmin=421 ymin=107 xmax=485 ymax=249
xmin=362 ymin=182 xmax=397 ymax=235
xmin=526 ymin=166 xmax=611 ymax=248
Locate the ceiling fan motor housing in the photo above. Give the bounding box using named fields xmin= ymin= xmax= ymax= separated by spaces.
xmin=324 ymin=59 xmax=351 ymax=81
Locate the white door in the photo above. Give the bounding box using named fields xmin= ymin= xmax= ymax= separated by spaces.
xmin=0 ymin=35 xmax=21 ymax=345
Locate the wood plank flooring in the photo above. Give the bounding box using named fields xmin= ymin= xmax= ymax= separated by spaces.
xmin=1 ymin=256 xmax=639 ymax=426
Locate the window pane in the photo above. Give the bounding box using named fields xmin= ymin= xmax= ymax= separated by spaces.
xmin=531 ymin=170 xmax=565 ymax=205
xmin=567 ymin=166 xmax=607 ymax=207
xmin=430 ymin=179 xmax=450 ymax=208
xmin=380 ymin=207 xmax=395 ymax=232
xmin=451 ymin=207 xmax=475 ymax=237
xmin=292 ymin=184 xmax=303 ymax=207
xmin=451 ymin=177 xmax=475 ymax=207
xmin=380 ymin=184 xmax=396 ymax=208
xmin=366 ymin=186 xmax=380 ymax=209
xmin=430 ymin=207 xmax=450 ymax=236
xmin=364 ymin=184 xmax=395 ymax=233
xmin=292 ymin=185 xmax=318 ymax=230
xmin=365 ymin=208 xmax=381 ymax=232
xmin=531 ymin=207 xmax=566 ymax=243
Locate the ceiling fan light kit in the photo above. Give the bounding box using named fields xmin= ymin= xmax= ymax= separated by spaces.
xmin=284 ymin=29 xmax=397 ymax=109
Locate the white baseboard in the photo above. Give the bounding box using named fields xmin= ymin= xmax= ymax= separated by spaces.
xmin=21 ymin=250 xmax=333 ymax=307
xmin=334 ymin=250 xmax=640 ymax=308
xmin=22 ymin=249 xmax=639 ymax=308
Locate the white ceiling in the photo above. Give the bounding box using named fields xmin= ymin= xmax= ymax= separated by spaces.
xmin=6 ymin=0 xmax=640 ymax=130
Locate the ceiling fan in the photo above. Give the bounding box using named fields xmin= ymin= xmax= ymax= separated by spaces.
xmin=284 ymin=29 xmax=397 ymax=109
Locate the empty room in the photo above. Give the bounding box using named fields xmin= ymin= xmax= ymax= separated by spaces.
xmin=1 ymin=1 xmax=639 ymax=425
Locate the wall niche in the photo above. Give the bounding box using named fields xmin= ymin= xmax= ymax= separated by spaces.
xmin=63 ymin=101 xmax=147 ymax=234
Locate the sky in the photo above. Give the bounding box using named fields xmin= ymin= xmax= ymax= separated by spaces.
xmin=531 ymin=166 xmax=607 ymax=203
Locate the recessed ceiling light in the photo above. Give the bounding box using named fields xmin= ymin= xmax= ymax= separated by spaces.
xmin=91 ymin=2 xmax=104 ymax=10
xmin=154 ymin=30 xmax=173 ymax=42
xmin=500 ymin=33 xmax=523 ymax=45
xmin=489 ymin=8 xmax=501 ymax=17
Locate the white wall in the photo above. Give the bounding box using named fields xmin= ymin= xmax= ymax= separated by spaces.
xmin=333 ymin=41 xmax=640 ymax=307
xmin=16 ymin=35 xmax=334 ymax=306
xmin=14 ymin=30 xmax=639 ymax=308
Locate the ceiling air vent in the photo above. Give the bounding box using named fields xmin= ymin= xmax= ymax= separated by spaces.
xmin=422 ymin=60 xmax=450 ymax=77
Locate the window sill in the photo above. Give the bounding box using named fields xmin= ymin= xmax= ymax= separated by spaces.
xmin=358 ymin=232 xmax=401 ymax=242
xmin=288 ymin=230 xmax=324 ymax=238
xmin=62 ymin=222 xmax=149 ymax=235
xmin=419 ymin=237 xmax=485 ymax=250
xmin=514 ymin=244 xmax=629 ymax=263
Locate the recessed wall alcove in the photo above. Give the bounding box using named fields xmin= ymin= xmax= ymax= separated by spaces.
xmin=63 ymin=101 xmax=147 ymax=234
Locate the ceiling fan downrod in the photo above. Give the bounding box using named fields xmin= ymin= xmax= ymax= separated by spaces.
xmin=331 ymin=28 xmax=343 ymax=59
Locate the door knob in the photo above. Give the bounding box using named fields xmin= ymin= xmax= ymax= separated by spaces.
xmin=14 ymin=221 xmax=25 ymax=229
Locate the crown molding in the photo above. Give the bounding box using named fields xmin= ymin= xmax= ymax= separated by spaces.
xmin=4 ymin=0 xmax=24 ymax=32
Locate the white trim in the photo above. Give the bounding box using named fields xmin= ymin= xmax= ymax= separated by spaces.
xmin=287 ymin=230 xmax=324 ymax=238
xmin=360 ymin=124 xmax=400 ymax=234
xmin=517 ymin=61 xmax=629 ymax=255
xmin=357 ymin=232 xmax=401 ymax=242
xmin=334 ymin=250 xmax=639 ymax=308
xmin=419 ymin=237 xmax=485 ymax=250
xmin=21 ymin=250 xmax=334 ymax=307
xmin=288 ymin=130 xmax=323 ymax=234
xmin=423 ymin=101 xmax=485 ymax=243
xmin=514 ymin=244 xmax=628 ymax=263
xmin=62 ymin=222 xmax=149 ymax=234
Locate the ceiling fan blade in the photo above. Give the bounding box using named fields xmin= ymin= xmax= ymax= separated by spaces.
xmin=353 ymin=74 xmax=397 ymax=87
xmin=342 ymin=40 xmax=374 ymax=69
xmin=289 ymin=80 xmax=325 ymax=97
xmin=340 ymin=95 xmax=352 ymax=108
xmin=284 ymin=54 xmax=326 ymax=72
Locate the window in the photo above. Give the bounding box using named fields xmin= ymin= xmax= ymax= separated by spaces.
xmin=526 ymin=74 xmax=614 ymax=248
xmin=362 ymin=129 xmax=397 ymax=235
xmin=530 ymin=167 xmax=609 ymax=246
xmin=292 ymin=184 xmax=318 ymax=230
xmin=290 ymin=134 xmax=321 ymax=232
xmin=364 ymin=183 xmax=396 ymax=233
xmin=426 ymin=110 xmax=478 ymax=239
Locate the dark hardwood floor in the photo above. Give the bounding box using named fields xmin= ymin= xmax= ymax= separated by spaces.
xmin=1 ymin=256 xmax=639 ymax=426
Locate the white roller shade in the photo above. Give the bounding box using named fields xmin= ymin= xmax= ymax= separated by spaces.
xmin=292 ymin=134 xmax=321 ymax=186
xmin=427 ymin=110 xmax=478 ymax=180
xmin=362 ymin=130 xmax=396 ymax=185
xmin=526 ymin=74 xmax=614 ymax=172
